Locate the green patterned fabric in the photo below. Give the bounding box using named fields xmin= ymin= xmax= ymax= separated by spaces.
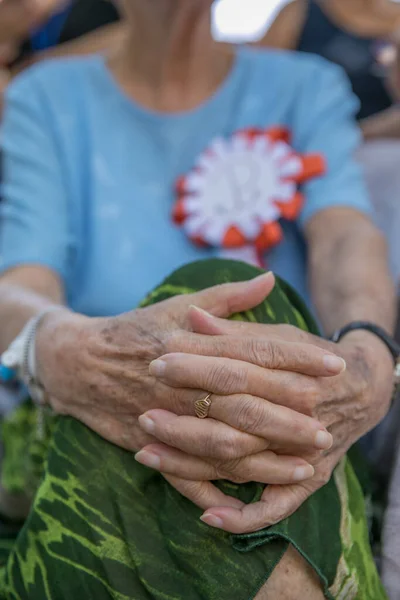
xmin=0 ymin=259 xmax=387 ymax=599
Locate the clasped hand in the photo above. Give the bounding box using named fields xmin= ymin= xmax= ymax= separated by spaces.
xmin=36 ymin=273 xmax=393 ymax=534
xmin=138 ymin=308 xmax=394 ymax=533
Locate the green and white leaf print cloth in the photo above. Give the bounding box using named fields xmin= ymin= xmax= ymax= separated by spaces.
xmin=0 ymin=260 xmax=388 ymax=599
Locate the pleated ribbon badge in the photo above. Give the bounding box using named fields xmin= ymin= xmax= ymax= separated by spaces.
xmin=173 ymin=127 xmax=326 ymax=267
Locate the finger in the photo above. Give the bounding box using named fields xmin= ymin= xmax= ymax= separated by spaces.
xmin=210 ymin=395 xmax=332 ymax=450
xmin=136 ymin=444 xmax=315 ymax=485
xmin=138 ymin=409 xmax=269 ymax=459
xmin=189 ymin=307 xmax=334 ymax=352
xmin=200 ymin=482 xmax=312 ymax=534
xmin=150 ymin=351 xmax=342 ymax=415
xmin=163 ymin=475 xmax=244 ymax=511
xmin=153 ymin=341 xmax=346 ymax=381
xmin=148 ymin=355 xmax=334 ymax=448
xmin=139 ymin=405 xmax=333 ymax=454
xmin=187 ymin=272 xmax=275 ymax=319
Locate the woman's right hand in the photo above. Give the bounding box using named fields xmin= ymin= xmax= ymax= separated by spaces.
xmin=35 ymin=274 xmax=341 ymax=489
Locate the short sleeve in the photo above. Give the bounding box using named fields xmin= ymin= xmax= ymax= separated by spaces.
xmin=0 ymin=71 xmax=73 ymax=281
xmin=293 ymin=59 xmax=372 ymax=228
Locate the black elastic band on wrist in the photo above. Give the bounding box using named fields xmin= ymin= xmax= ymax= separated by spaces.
xmin=330 ymin=321 xmax=400 ymax=365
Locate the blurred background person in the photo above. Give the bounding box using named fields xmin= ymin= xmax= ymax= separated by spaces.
xmin=261 ymin=0 xmax=400 ymax=287
xmin=15 ymin=0 xmax=122 ymax=68
xmin=261 ymin=0 xmax=400 ymax=122
xmin=0 ymin=0 xmax=66 ymax=114
xmin=0 ymin=0 xmax=123 ymax=117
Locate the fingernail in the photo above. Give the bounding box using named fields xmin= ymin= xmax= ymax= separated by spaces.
xmin=149 ymin=359 xmax=166 ymax=377
xmin=135 ymin=450 xmax=161 ymax=470
xmin=315 ymin=430 xmax=333 ymax=450
xmin=189 ymin=305 xmax=213 ymax=317
xmin=138 ymin=415 xmax=155 ymax=434
xmin=293 ymin=464 xmax=315 ymax=481
xmin=200 ymin=513 xmax=224 ymax=529
xmin=254 ymin=271 xmax=273 ymax=280
xmin=323 ymin=355 xmax=346 ymax=373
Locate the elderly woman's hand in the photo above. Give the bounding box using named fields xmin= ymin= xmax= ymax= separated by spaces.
xmin=35 ymin=273 xmax=342 ymax=494
xmin=143 ymin=311 xmax=393 ymax=533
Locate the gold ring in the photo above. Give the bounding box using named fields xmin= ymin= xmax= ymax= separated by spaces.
xmin=194 ymin=393 xmax=213 ymax=419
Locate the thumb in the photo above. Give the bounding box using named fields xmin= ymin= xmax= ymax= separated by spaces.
xmin=188 ymin=306 xmax=237 ymax=335
xmin=200 ymin=483 xmax=310 ymax=534
xmin=188 ymin=272 xmax=275 ymax=321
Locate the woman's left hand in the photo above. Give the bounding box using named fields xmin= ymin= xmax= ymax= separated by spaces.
xmin=138 ymin=311 xmax=395 ymax=534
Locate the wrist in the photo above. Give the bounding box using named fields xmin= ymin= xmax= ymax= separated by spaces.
xmin=337 ymin=329 xmax=394 ymax=370
xmin=35 ymin=308 xmax=91 ymax=391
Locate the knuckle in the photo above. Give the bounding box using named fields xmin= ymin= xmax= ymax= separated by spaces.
xmin=292 ymin=411 xmax=318 ymax=441
xmin=295 ymin=346 xmax=316 ymax=369
xmin=249 ymin=339 xmax=285 ymax=369
xmin=306 ymin=450 xmax=321 ymax=464
xmin=167 ymin=389 xmax=188 ymax=415
xmin=315 ymin=466 xmax=332 ymax=486
xmin=215 ymin=458 xmax=249 ymax=484
xmin=307 ymin=384 xmax=320 ymax=407
xmin=234 ymin=396 xmax=268 ymax=434
xmin=164 ymin=330 xmax=186 ymax=353
xmin=214 ymin=459 xmax=249 ymax=484
xmin=182 ymin=480 xmax=210 ymax=504
xmin=304 ymin=387 xmax=320 ymax=413
xmin=294 ymin=381 xmax=320 ymax=413
xmin=266 ymin=342 xmax=286 ymax=369
xmin=207 ymin=363 xmax=247 ymax=393
xmin=225 ymin=473 xmax=248 ymax=484
xmin=216 ymin=432 xmax=242 ymax=461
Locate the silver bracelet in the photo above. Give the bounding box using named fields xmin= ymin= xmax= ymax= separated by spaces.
xmin=26 ymin=307 xmax=64 ymax=405
xmin=12 ymin=308 xmax=61 ymax=405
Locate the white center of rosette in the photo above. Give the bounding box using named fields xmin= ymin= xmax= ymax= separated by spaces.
xmin=182 ymin=133 xmax=302 ymax=246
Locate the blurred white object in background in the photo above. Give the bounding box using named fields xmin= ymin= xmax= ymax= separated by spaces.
xmin=212 ymin=0 xmax=294 ymax=42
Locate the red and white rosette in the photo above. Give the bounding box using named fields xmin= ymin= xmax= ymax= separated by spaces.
xmin=173 ymin=127 xmax=326 ymax=267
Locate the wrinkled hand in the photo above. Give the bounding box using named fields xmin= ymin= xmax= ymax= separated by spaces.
xmin=139 ymin=310 xmax=394 ymax=533
xmin=36 ymin=274 xmax=273 ymax=448
xmin=36 ymin=273 xmax=343 ymax=500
